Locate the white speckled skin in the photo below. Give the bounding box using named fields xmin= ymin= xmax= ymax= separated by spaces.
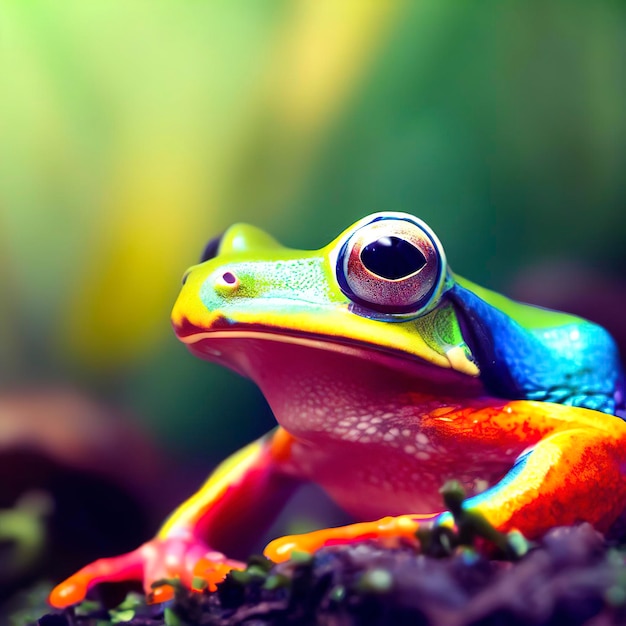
xmin=190 ymin=333 xmax=528 ymax=519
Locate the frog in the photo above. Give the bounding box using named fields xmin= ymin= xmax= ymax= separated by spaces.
xmin=50 ymin=211 xmax=626 ymax=608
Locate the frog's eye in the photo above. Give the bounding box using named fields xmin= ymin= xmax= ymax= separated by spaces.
xmin=181 ymin=232 xmax=226 ymax=285
xmin=200 ymin=233 xmax=225 ymax=263
xmin=336 ymin=215 xmax=446 ymax=315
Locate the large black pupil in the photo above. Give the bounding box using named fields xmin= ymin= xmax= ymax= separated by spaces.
xmin=360 ymin=236 xmax=427 ymax=280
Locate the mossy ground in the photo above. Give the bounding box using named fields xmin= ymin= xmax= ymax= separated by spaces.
xmin=12 ymin=523 xmax=626 ymax=626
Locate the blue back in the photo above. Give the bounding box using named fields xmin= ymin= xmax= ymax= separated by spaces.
xmin=447 ymin=284 xmax=625 ymax=416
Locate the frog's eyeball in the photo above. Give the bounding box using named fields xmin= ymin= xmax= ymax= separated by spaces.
xmin=200 ymin=232 xmax=225 ymax=263
xmin=336 ymin=215 xmax=446 ymax=315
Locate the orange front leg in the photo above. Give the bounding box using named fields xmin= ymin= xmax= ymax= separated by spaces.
xmin=265 ymin=514 xmax=435 ymax=562
xmin=463 ymin=427 xmax=626 ymax=536
xmin=49 ymin=427 xmax=299 ymax=608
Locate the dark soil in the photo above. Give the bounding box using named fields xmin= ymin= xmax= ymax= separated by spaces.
xmin=20 ymin=523 xmax=626 ymax=626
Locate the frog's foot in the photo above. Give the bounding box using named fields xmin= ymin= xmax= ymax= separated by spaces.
xmin=264 ymin=514 xmax=437 ymax=562
xmin=48 ymin=536 xmax=244 ymax=608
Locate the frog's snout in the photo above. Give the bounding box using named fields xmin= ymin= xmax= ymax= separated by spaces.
xmin=172 ymin=264 xmax=241 ymax=340
xmin=213 ymin=270 xmax=240 ymax=295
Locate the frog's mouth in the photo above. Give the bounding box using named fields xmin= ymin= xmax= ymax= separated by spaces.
xmin=173 ymin=318 xmax=484 ymax=400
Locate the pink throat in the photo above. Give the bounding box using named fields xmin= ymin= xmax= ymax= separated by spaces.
xmin=187 ymin=332 xmax=484 ymax=440
xmin=186 ymin=332 xmax=525 ymax=517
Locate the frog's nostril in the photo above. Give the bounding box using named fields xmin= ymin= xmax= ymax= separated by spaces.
xmin=215 ymin=270 xmax=240 ymax=294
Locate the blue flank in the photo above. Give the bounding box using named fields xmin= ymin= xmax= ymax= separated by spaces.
xmin=447 ymin=283 xmax=625 ymax=416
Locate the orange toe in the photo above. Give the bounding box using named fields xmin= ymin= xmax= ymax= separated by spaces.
xmin=49 ymin=576 xmax=87 ymax=609
xmin=148 ymin=584 xmax=175 ymax=604
xmin=193 ymin=558 xmax=238 ymax=592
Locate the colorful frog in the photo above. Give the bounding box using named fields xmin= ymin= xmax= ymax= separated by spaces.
xmin=50 ymin=212 xmax=626 ymax=607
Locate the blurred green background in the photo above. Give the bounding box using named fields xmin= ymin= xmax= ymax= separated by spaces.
xmin=1 ymin=0 xmax=625 ymax=464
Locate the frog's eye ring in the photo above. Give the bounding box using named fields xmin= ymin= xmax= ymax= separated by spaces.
xmin=336 ymin=214 xmax=447 ymax=316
